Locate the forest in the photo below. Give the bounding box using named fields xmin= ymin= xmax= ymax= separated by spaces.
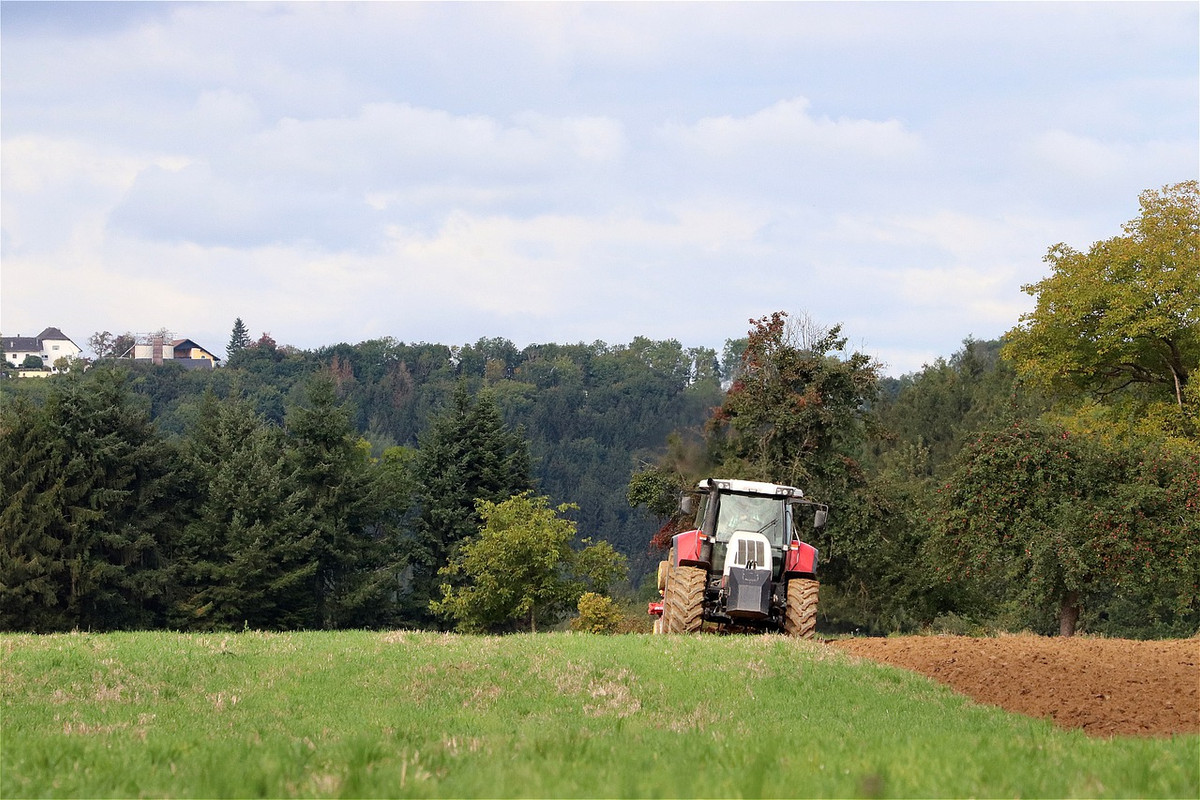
xmin=1 ymin=181 xmax=1196 ymax=638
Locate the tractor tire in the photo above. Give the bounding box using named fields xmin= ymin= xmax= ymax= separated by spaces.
xmin=665 ymin=565 xmax=706 ymax=634
xmin=659 ymin=561 xmax=677 ymax=632
xmin=652 ymin=559 xmax=671 ymax=635
xmin=784 ymin=578 xmax=819 ymax=639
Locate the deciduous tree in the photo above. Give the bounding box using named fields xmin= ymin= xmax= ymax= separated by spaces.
xmin=87 ymin=331 xmax=136 ymax=360
xmin=431 ymin=493 xmax=627 ymax=632
xmin=1004 ymin=181 xmax=1198 ymax=415
xmin=707 ymin=311 xmax=881 ymax=496
xmin=930 ymin=420 xmax=1199 ymax=636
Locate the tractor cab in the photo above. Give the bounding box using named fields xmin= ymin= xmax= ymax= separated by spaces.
xmin=686 ymin=479 xmax=826 ymax=582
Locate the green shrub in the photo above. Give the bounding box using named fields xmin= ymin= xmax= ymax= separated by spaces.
xmin=571 ymin=592 xmax=623 ymax=633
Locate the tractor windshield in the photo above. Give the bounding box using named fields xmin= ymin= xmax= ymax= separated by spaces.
xmin=714 ymin=493 xmax=786 ymax=546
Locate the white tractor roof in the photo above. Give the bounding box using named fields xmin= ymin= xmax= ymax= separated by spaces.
xmin=697 ymin=478 xmax=804 ymax=498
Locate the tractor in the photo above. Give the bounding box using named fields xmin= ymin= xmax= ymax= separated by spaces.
xmin=649 ymin=478 xmax=827 ymax=637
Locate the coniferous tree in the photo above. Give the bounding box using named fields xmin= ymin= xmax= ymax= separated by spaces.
xmin=0 ymin=396 xmax=69 ymax=631
xmin=227 ymin=317 xmax=251 ymax=362
xmin=172 ymin=392 xmax=314 ymax=630
xmin=408 ymin=381 xmax=533 ymax=623
xmin=57 ymin=369 xmax=181 ymax=630
xmin=287 ymin=375 xmax=371 ymax=627
xmin=0 ymin=368 xmax=181 ymax=631
xmin=285 ymin=373 xmax=413 ymax=628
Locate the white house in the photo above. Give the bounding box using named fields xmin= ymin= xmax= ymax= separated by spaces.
xmin=1 ymin=327 xmax=83 ymax=373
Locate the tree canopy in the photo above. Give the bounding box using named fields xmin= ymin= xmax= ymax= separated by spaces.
xmin=930 ymin=421 xmax=1199 ymax=636
xmin=1004 ymin=181 xmax=1198 ymax=417
xmin=5 ymin=189 xmax=1195 ymax=640
xmin=0 ymin=369 xmax=180 ymax=631
xmin=407 ymin=381 xmax=533 ymax=623
xmin=707 ymin=311 xmax=881 ymax=494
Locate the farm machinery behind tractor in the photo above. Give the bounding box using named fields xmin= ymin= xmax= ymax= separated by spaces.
xmin=649 ymin=478 xmax=828 ymax=637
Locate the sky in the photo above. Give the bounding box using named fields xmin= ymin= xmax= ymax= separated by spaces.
xmin=2 ymin=2 xmax=1196 ymax=377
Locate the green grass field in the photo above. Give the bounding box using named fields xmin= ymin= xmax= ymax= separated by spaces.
xmin=2 ymin=631 xmax=1196 ymax=798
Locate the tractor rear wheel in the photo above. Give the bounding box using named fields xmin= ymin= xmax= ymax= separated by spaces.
xmin=784 ymin=578 xmax=818 ymax=639
xmin=658 ymin=561 xmax=676 ymax=633
xmin=652 ymin=560 xmax=671 ymax=635
xmin=665 ymin=565 xmax=706 ymax=634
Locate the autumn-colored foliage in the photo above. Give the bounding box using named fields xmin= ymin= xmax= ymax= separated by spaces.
xmin=1005 ymin=180 xmax=1198 ymax=418
xmin=708 ymin=311 xmax=880 ymax=494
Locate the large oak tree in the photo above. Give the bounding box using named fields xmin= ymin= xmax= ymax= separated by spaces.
xmin=1004 ymin=181 xmax=1198 ymax=414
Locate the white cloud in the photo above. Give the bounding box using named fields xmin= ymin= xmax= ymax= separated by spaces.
xmin=0 ymin=135 xmax=164 ymax=196
xmin=186 ymin=89 xmax=263 ymax=140
xmin=244 ymin=103 xmax=625 ymax=183
xmin=0 ymin=135 xmax=190 ymax=254
xmin=518 ymin=113 xmax=627 ymax=163
xmin=663 ymin=98 xmax=922 ymax=162
xmin=1028 ymin=129 xmax=1195 ymax=186
xmin=379 ymin=201 xmax=772 ymax=318
xmin=95 ymin=103 xmax=630 ymax=248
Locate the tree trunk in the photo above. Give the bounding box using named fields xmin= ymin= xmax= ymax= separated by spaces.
xmin=1059 ymin=591 xmax=1080 ymax=637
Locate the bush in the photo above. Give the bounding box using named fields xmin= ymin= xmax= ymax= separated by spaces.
xmin=572 ymin=593 xmax=624 ymax=634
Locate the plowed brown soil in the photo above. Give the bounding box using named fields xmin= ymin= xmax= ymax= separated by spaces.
xmin=828 ymin=634 xmax=1199 ymax=738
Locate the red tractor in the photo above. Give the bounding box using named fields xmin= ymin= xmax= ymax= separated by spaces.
xmin=649 ymin=478 xmax=828 ymax=637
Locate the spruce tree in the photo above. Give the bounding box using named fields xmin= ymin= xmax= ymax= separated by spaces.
xmin=59 ymin=369 xmax=182 ymax=629
xmin=0 ymin=396 xmax=69 ymax=631
xmin=227 ymin=317 xmax=251 ymax=362
xmin=172 ymin=393 xmax=314 ymax=630
xmin=286 ymin=375 xmax=366 ymax=627
xmin=286 ymin=374 xmax=410 ymax=628
xmin=408 ymin=381 xmax=533 ymax=623
xmin=0 ymin=369 xmax=181 ymax=631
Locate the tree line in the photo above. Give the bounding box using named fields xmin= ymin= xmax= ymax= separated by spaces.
xmin=2 ymin=181 xmax=1196 ymax=637
xmin=0 ymin=365 xmax=629 ymax=632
